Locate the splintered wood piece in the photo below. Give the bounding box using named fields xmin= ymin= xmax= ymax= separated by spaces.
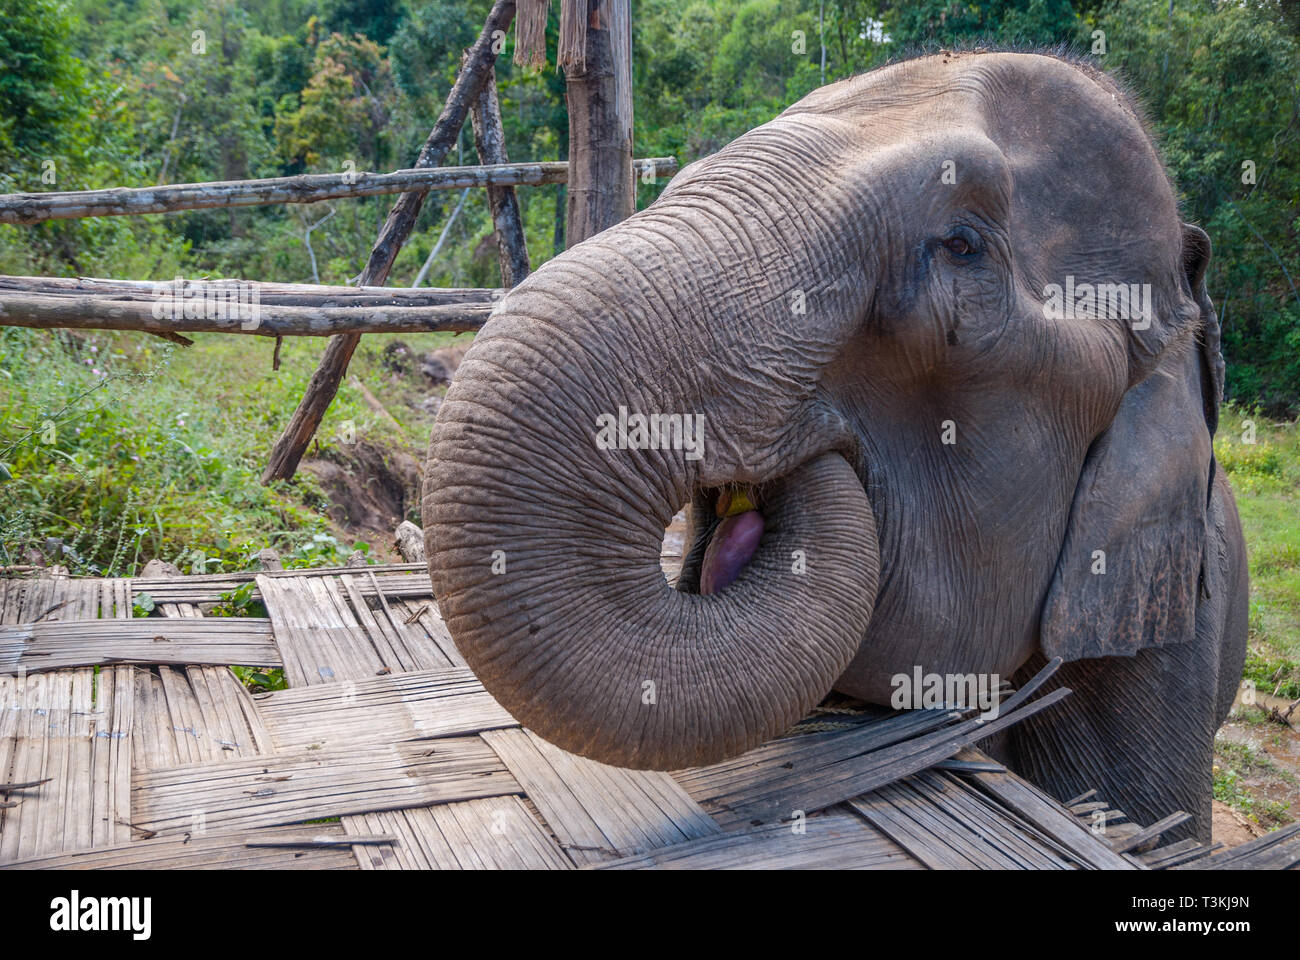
xmin=0 ymin=779 xmax=52 ymax=791
xmin=683 ymin=686 xmax=1071 ymax=828
xmin=589 ymin=813 xmax=921 ymax=871
xmin=1179 ymin=822 xmax=1300 ymax=870
xmin=1108 ymin=811 xmax=1193 ymax=853
xmin=955 ymin=748 xmax=1139 ymax=870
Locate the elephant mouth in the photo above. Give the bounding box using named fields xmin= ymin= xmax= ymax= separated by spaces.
xmin=696 ymin=489 xmax=765 ymax=595
xmin=679 ymin=449 xmax=873 ymax=599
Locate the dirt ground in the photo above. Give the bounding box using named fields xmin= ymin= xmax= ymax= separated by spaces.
xmin=303 ymin=439 xmax=424 ymax=564
xmin=1213 ymin=694 xmax=1300 ymax=847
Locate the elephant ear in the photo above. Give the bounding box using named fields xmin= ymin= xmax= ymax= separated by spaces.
xmin=1183 ymin=223 xmax=1224 ymax=435
xmin=1040 ymin=223 xmax=1220 ymax=662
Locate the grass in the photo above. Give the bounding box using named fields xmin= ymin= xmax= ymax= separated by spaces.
xmin=1212 ymin=404 xmax=1300 ymax=828
xmin=1215 ymin=404 xmax=1300 ymax=700
xmin=0 ymin=325 xmax=464 ymax=576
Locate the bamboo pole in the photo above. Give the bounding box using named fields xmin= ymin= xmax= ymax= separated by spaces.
xmin=0 ymin=274 xmax=500 ymax=306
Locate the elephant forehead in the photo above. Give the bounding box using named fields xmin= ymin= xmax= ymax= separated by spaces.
xmin=785 ymin=54 xmax=1173 ymax=205
xmin=783 ymin=53 xmax=1185 ymax=299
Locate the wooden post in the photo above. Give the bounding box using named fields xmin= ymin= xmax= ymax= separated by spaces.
xmin=561 ymin=0 xmax=634 ymax=245
xmin=260 ymin=0 xmax=517 ymax=485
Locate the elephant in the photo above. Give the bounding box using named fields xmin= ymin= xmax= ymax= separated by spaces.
xmin=423 ymin=49 xmax=1249 ymax=844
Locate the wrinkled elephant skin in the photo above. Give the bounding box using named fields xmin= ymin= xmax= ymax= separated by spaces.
xmin=423 ymin=51 xmax=1249 ymax=843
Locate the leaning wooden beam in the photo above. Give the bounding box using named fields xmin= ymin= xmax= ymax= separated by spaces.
xmin=262 ymin=0 xmax=516 ymax=485
xmin=0 ymin=292 xmax=491 ymax=337
xmin=472 ymin=68 xmax=531 ymax=286
xmin=0 ymin=159 xmax=678 ymax=225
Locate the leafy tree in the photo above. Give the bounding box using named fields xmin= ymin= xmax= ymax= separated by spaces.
xmin=0 ymin=0 xmax=93 ymax=177
xmin=277 ymin=29 xmax=396 ymax=171
xmin=882 ymin=0 xmax=1080 ymax=48
xmin=320 ymin=0 xmax=408 ymax=46
xmin=1093 ymin=0 xmax=1300 ymax=412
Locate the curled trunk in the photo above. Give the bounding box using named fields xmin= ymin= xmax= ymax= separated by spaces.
xmin=424 ymin=277 xmax=879 ymax=768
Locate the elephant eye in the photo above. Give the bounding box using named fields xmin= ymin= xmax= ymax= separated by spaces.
xmin=941 ymin=234 xmax=974 ymax=257
xmin=937 ymin=226 xmax=982 ymax=261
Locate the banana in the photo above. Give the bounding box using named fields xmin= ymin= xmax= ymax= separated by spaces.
xmin=715 ymin=488 xmax=758 ymax=518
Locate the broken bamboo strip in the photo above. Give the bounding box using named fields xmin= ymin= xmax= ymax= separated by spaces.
xmin=589 ymin=812 xmax=920 ymax=870
xmin=955 ymin=748 xmax=1139 ymax=869
xmin=682 ymin=671 xmax=1072 ymax=829
xmin=0 ymin=617 xmax=280 ymax=673
xmin=1107 ymin=811 xmax=1192 ymax=853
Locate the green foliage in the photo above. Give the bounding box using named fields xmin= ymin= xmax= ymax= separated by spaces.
xmin=1216 ymin=406 xmax=1300 ymax=699
xmin=0 ymin=322 xmax=441 ymax=576
xmin=132 ymin=592 xmax=157 ymax=618
xmin=231 ymin=664 xmax=287 ymax=691
xmin=0 ymin=0 xmax=90 ymax=162
xmin=886 ymin=0 xmax=1080 ymax=47
xmin=1242 ymin=649 xmax=1300 ymax=701
xmin=210 ymin=580 xmax=265 ymax=617
xmin=1215 ymin=434 xmax=1285 ymax=493
xmin=276 ymin=31 xmax=395 ymax=170
xmin=283 ymin=533 xmax=373 ymax=568
xmin=1092 ymin=0 xmax=1300 ymax=415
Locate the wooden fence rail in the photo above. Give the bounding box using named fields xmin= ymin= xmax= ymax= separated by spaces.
xmin=0 ymin=275 xmax=500 ymax=305
xmin=0 ymin=293 xmax=492 ymax=338
xmin=0 ymin=276 xmax=500 ymax=337
xmin=0 ymin=158 xmax=677 ymax=225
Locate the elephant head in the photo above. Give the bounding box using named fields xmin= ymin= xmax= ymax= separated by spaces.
xmin=423 ymin=52 xmax=1223 ymax=770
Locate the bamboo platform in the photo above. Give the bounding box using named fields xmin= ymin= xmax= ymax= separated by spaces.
xmin=1 ymin=562 xmax=1296 ymax=870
